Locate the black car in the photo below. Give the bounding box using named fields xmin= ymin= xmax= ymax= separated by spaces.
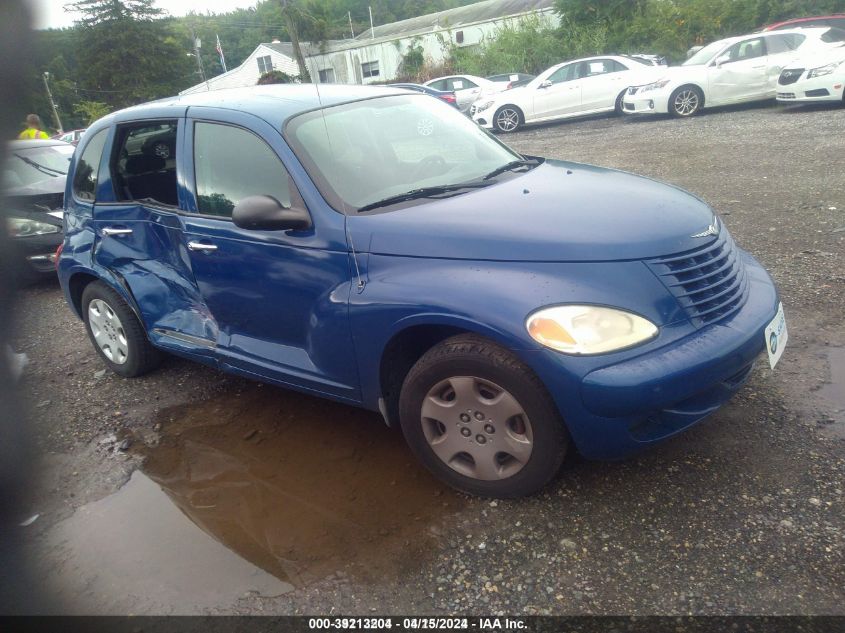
xmin=3 ymin=139 xmax=73 ymax=283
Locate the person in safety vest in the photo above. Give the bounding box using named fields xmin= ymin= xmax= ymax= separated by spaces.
xmin=17 ymin=114 xmax=49 ymax=140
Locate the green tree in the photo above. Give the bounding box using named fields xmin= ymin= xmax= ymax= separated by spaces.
xmin=74 ymin=100 xmax=112 ymax=124
xmin=66 ymin=0 xmax=193 ymax=109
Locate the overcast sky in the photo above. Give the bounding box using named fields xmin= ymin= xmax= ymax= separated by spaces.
xmin=30 ymin=0 xmax=262 ymax=29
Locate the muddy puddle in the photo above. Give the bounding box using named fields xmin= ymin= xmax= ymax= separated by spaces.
xmin=135 ymin=386 xmax=464 ymax=588
xmin=818 ymin=347 xmax=845 ymax=439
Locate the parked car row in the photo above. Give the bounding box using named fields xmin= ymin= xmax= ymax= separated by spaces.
xmin=417 ymin=24 xmax=844 ymax=134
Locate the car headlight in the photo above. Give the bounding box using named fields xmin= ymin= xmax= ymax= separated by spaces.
xmin=526 ymin=305 xmax=658 ymax=355
xmin=807 ymin=61 xmax=843 ymax=79
xmin=475 ymin=100 xmax=495 ymax=113
xmin=640 ymin=79 xmax=671 ymax=93
xmin=7 ymin=217 xmax=61 ymax=237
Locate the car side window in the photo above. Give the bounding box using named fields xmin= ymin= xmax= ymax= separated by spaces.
xmin=822 ymin=27 xmax=845 ymax=43
xmin=723 ymin=38 xmax=766 ymax=62
xmin=428 ymin=79 xmax=447 ymax=90
xmin=193 ymin=122 xmax=291 ymax=218
xmin=111 ymin=121 xmax=178 ymax=207
xmin=767 ymin=33 xmax=804 ymax=53
xmin=583 ymin=60 xmax=613 ymax=77
xmin=72 ymin=128 xmax=109 ymax=202
xmin=450 ymin=78 xmax=477 ymax=90
xmin=547 ymin=64 xmax=577 ymax=84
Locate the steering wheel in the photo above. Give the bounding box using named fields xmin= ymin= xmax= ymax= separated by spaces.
xmin=409 ymin=154 xmax=447 ymax=182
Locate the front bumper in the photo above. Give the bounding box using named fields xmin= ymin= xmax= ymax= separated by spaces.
xmin=622 ymin=89 xmax=671 ymax=115
xmin=471 ymin=109 xmax=495 ymax=129
xmin=777 ymin=74 xmax=845 ymax=103
xmin=530 ymin=252 xmax=779 ymax=460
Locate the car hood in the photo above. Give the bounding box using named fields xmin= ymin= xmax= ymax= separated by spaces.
xmin=2 ymin=175 xmax=65 ymax=212
xmin=348 ymin=160 xmax=717 ymax=262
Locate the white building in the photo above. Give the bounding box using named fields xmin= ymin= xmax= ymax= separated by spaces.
xmin=180 ymin=0 xmax=556 ymax=95
xmin=306 ymin=0 xmax=556 ymax=85
xmin=180 ymin=41 xmax=306 ymax=95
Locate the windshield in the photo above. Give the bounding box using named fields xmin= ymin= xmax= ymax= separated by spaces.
xmin=684 ymin=40 xmax=730 ymax=66
xmin=285 ymin=94 xmax=521 ymax=212
xmin=4 ymin=144 xmax=75 ymax=189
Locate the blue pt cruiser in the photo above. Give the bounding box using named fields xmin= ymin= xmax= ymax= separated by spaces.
xmin=57 ymin=86 xmax=787 ymax=497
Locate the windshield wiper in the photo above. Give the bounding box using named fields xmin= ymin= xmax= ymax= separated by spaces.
xmin=13 ymin=153 xmax=67 ymax=177
xmin=356 ymin=182 xmax=493 ymax=213
xmin=482 ymin=158 xmax=539 ymax=181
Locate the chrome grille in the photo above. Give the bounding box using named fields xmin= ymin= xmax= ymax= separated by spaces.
xmin=647 ymin=228 xmax=749 ymax=327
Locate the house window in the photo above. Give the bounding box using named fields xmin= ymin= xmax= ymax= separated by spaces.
xmin=456 ymin=31 xmax=464 ymax=44
xmin=318 ymin=68 xmax=336 ymax=83
xmin=257 ymin=55 xmax=273 ymax=74
xmin=361 ymin=61 xmax=379 ymax=78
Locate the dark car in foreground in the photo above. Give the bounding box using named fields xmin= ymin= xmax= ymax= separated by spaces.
xmin=3 ymin=139 xmax=73 ymax=283
xmin=57 ymin=86 xmax=786 ymax=497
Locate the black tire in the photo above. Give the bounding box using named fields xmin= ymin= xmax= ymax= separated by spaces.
xmin=493 ymin=106 xmax=522 ymax=133
xmin=399 ymin=334 xmax=568 ymax=498
xmin=81 ymin=281 xmax=162 ymax=377
xmin=615 ymin=89 xmax=627 ymax=115
xmin=669 ymin=85 xmax=703 ymax=118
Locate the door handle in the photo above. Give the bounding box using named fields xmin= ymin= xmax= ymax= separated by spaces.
xmin=187 ymin=241 xmax=218 ymax=252
xmin=752 ymin=65 xmax=765 ymax=69
xmin=101 ymin=227 xmax=132 ymax=237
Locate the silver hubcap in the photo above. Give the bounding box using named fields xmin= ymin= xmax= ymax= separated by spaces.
xmin=674 ymin=90 xmax=699 ymax=116
xmin=496 ymin=109 xmax=519 ymax=132
xmin=88 ymin=299 xmax=129 ymax=364
xmin=421 ymin=376 xmax=533 ymax=481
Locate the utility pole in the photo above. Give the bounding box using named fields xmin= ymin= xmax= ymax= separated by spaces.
xmin=279 ymin=0 xmax=310 ymax=82
xmin=368 ymin=5 xmax=375 ymax=39
xmin=192 ymin=32 xmax=207 ymax=83
xmin=42 ymin=72 xmax=63 ymax=133
xmin=348 ymin=11 xmax=355 ymax=38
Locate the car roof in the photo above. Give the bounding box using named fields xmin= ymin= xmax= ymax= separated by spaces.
xmin=8 ymin=138 xmax=73 ymax=150
xmin=105 ymin=84 xmax=412 ymax=128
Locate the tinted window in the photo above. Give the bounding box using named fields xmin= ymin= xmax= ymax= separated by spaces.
xmin=112 ymin=121 xmax=178 ymax=207
xmin=427 ymin=79 xmax=447 ymax=90
xmin=72 ymin=129 xmax=108 ymax=201
xmin=767 ymin=33 xmax=805 ymax=53
xmin=822 ymin=27 xmax=845 ymax=43
xmin=547 ymin=64 xmax=578 ymax=83
xmin=448 ymin=78 xmax=477 ymax=90
xmin=723 ymin=37 xmax=766 ymax=62
xmin=194 ymin=122 xmax=291 ymax=218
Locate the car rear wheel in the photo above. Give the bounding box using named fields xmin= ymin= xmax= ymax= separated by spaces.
xmin=493 ymin=106 xmax=522 ymax=133
xmin=399 ymin=334 xmax=567 ymax=498
xmin=81 ymin=281 xmax=162 ymax=377
xmin=670 ymin=86 xmax=703 ymax=117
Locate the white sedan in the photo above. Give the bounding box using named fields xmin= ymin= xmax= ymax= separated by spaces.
xmin=469 ymin=56 xmax=663 ymax=133
xmin=623 ymin=27 xmax=845 ymax=117
xmin=424 ymin=75 xmax=503 ymax=113
xmin=776 ymin=46 xmax=845 ymax=104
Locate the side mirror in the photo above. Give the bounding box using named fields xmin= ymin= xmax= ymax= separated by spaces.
xmin=538 ymin=80 xmax=553 ymax=89
xmin=232 ymin=195 xmax=311 ymax=231
xmin=714 ymin=55 xmax=731 ymax=68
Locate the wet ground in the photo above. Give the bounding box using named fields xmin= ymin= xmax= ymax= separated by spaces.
xmin=9 ymin=102 xmax=845 ymax=615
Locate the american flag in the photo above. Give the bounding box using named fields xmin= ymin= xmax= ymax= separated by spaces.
xmin=216 ymin=34 xmax=227 ymax=72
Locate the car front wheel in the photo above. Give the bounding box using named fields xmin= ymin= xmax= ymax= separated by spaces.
xmin=81 ymin=281 xmax=162 ymax=377
xmin=399 ymin=334 xmax=567 ymax=498
xmin=493 ymin=106 xmax=522 ymax=133
xmin=670 ymin=86 xmax=703 ymax=117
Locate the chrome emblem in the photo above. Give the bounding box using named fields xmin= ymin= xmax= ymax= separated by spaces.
xmin=691 ymin=218 xmax=719 ymax=238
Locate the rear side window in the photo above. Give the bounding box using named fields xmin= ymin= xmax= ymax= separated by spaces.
xmin=72 ymin=128 xmax=108 ymax=201
xmin=111 ymin=121 xmax=178 ymax=207
xmin=193 ymin=122 xmax=291 ymax=218
xmin=822 ymin=27 xmax=845 ymax=43
xmin=767 ymin=33 xmax=805 ymax=53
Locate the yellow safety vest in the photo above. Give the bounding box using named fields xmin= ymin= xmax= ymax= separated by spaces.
xmin=18 ymin=127 xmax=49 ymax=140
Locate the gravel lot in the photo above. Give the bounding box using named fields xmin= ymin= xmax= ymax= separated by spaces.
xmin=8 ymin=101 xmax=845 ymax=615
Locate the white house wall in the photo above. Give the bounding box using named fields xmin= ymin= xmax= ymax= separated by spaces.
xmin=180 ymin=44 xmax=299 ymax=95
xmin=306 ymin=9 xmax=557 ymax=85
